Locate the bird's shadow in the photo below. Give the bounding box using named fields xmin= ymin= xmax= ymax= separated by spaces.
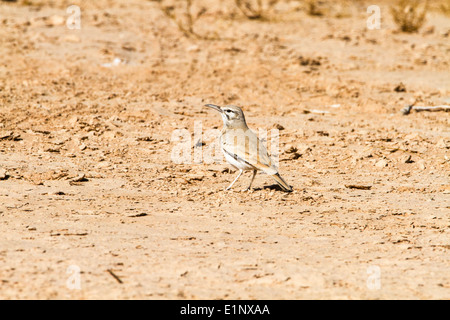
xmin=253 ymin=184 xmax=292 ymax=192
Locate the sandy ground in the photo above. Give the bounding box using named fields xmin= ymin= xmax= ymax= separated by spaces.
xmin=0 ymin=0 xmax=449 ymax=299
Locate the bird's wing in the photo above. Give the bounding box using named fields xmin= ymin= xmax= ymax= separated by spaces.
xmin=221 ymin=129 xmax=278 ymax=175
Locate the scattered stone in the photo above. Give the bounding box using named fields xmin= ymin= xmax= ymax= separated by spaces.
xmin=360 ymin=149 xmax=373 ymax=158
xmin=186 ymin=174 xmax=204 ymax=182
xmin=32 ymin=128 xmax=51 ymax=135
xmin=25 ymin=174 xmax=44 ymax=185
xmin=414 ymin=58 xmax=427 ymax=65
xmin=345 ymin=184 xmax=372 ymax=190
xmin=303 ymin=109 xmax=330 ymax=114
xmin=405 ymin=132 xmax=420 ymax=141
xmin=375 ymin=159 xmax=388 ymax=168
xmin=24 ymin=171 xmax=68 ymax=185
xmin=46 ymin=15 xmax=65 ymax=27
xmin=304 ymin=178 xmax=321 ymax=187
xmin=0 ymin=168 xmax=8 ymax=180
xmin=49 ymin=191 xmax=66 ymax=196
xmin=70 ymin=174 xmax=88 ymax=183
xmin=394 ymin=83 xmax=406 ymax=92
xmin=418 ymin=160 xmax=426 ymax=170
xmin=0 ymin=131 xmax=21 ymax=141
xmin=273 ymin=123 xmax=285 ymax=130
xmin=128 ymin=213 xmax=148 ymax=217
xmin=298 ymin=56 xmax=321 ymax=66
xmin=121 ymin=44 xmax=136 ymax=51
xmin=44 ymin=147 xmax=60 ymax=153
xmin=316 ymin=130 xmax=329 ymax=136
xmin=102 ymin=57 xmax=122 ymax=68
xmin=443 ymin=186 xmax=450 ymax=194
xmin=68 ymin=116 xmax=79 ymax=127
xmin=136 ymin=136 xmax=154 ymax=142
xmin=298 ymin=145 xmax=312 ymax=154
xmin=436 ymin=138 xmax=448 ymax=149
xmin=96 ymin=162 xmax=112 ymax=169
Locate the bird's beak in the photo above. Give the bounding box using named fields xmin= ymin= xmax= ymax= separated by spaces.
xmin=204 ymin=104 xmax=223 ymax=113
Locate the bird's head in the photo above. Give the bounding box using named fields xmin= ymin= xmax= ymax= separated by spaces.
xmin=205 ymin=104 xmax=247 ymax=129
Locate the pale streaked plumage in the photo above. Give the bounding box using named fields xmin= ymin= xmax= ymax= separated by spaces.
xmin=205 ymin=104 xmax=292 ymax=192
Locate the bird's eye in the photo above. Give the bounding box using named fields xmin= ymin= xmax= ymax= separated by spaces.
xmin=225 ymin=110 xmax=231 ymax=113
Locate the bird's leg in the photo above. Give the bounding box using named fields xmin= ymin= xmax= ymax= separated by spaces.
xmin=226 ymin=169 xmax=243 ymax=190
xmin=243 ymin=170 xmax=257 ymax=192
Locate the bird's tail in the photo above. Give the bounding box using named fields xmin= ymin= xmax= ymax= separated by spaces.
xmin=270 ymin=173 xmax=293 ymax=192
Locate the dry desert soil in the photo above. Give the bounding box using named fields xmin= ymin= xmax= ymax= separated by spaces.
xmin=0 ymin=0 xmax=449 ymax=299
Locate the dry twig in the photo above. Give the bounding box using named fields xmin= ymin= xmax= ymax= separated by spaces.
xmin=106 ymin=269 xmax=123 ymax=284
xmin=234 ymin=0 xmax=278 ymax=20
xmin=401 ymin=104 xmax=450 ymax=115
xmin=391 ymin=0 xmax=428 ymax=33
xmin=158 ymin=0 xmax=213 ymax=39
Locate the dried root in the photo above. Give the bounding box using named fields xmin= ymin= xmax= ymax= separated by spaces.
xmin=234 ymin=0 xmax=278 ymax=20
xmin=157 ymin=0 xmax=214 ymax=39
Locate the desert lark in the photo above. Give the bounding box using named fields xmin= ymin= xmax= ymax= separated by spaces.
xmin=205 ymin=104 xmax=292 ymax=192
